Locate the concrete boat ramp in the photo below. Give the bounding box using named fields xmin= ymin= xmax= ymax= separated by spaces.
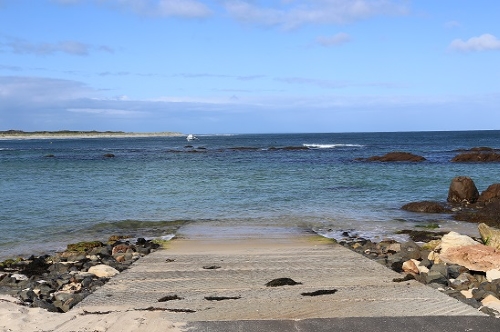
xmin=57 ymin=225 xmax=497 ymax=331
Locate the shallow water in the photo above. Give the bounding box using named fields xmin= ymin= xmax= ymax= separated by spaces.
xmin=1 ymin=131 xmax=499 ymax=259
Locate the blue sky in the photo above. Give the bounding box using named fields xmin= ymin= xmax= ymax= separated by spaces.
xmin=0 ymin=0 xmax=499 ymax=134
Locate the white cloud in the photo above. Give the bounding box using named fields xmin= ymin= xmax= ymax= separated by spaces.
xmin=0 ymin=76 xmax=98 ymax=101
xmin=51 ymin=0 xmax=213 ymax=18
xmin=223 ymin=0 xmax=409 ymax=29
xmin=67 ymin=108 xmax=145 ymax=117
xmin=316 ymin=32 xmax=351 ymax=46
xmin=156 ymin=0 xmax=212 ymax=18
xmin=449 ymin=34 xmax=500 ymax=52
xmin=275 ymin=76 xmax=405 ymax=89
xmin=0 ymin=36 xmax=114 ymax=56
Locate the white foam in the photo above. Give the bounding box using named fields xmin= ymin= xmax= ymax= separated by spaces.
xmin=303 ymin=143 xmax=364 ymax=149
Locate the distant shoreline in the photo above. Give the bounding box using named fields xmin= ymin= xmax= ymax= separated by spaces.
xmin=0 ymin=130 xmax=184 ymax=140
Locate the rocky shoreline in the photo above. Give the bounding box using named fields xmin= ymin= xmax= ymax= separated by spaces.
xmin=0 ymin=236 xmax=163 ymax=312
xmin=337 ymin=224 xmax=500 ymax=317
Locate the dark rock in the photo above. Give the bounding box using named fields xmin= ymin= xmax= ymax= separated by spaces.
xmin=469 ymin=147 xmax=495 ymax=152
xmin=401 ymin=201 xmax=451 ymax=213
xmin=461 ymin=298 xmax=481 ymax=309
xmin=478 ymin=183 xmax=500 ymax=205
xmin=32 ymin=298 xmax=59 ymax=312
xmin=425 ymin=270 xmax=448 ymax=285
xmin=136 ymin=246 xmax=151 ymax=255
xmin=361 ymin=151 xmax=426 ymax=162
xmin=18 ymin=289 xmax=36 ymax=302
xmin=88 ymin=246 xmax=111 ymax=257
xmin=447 ymin=176 xmax=479 ymax=205
xmin=396 ymin=230 xmax=447 ymax=243
xmin=430 ymin=263 xmax=448 ymax=278
xmin=480 ymin=306 xmax=500 ymax=316
xmin=452 ymin=151 xmax=500 ymax=162
xmin=447 ymin=264 xmax=469 ymax=279
xmin=48 ymin=263 xmax=71 ymax=274
xmin=472 ymin=289 xmax=494 ymax=301
xmin=453 ymin=200 xmax=500 ymax=227
xmin=399 ymin=241 xmax=422 ymax=260
xmin=36 ymin=283 xmax=54 ymax=299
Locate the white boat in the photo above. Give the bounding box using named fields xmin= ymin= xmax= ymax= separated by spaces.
xmin=186 ymin=134 xmax=198 ymax=141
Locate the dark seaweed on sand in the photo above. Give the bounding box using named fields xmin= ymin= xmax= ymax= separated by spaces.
xmin=265 ymin=278 xmax=302 ymax=287
xmin=301 ymin=289 xmax=338 ymax=296
xmin=158 ymin=294 xmax=183 ymax=302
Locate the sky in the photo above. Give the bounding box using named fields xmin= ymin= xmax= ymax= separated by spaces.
xmin=0 ymin=0 xmax=499 ymax=134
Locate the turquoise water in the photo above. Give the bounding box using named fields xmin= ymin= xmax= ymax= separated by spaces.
xmin=1 ymin=131 xmax=499 ymax=259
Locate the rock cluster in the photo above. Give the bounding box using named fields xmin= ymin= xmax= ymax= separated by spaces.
xmin=338 ymin=224 xmax=500 ymax=317
xmin=403 ymin=176 xmax=500 ymax=228
xmin=0 ymin=237 xmax=160 ymax=312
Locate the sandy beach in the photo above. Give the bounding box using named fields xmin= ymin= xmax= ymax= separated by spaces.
xmin=1 ymin=224 xmax=491 ymax=332
xmin=0 ymin=131 xmax=184 ymax=140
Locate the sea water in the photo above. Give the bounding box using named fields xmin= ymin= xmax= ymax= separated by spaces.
xmin=1 ymin=131 xmax=499 ymax=259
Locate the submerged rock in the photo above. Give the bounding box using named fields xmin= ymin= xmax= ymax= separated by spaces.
xmin=401 ymin=201 xmax=451 ymax=213
xmin=452 ymin=151 xmax=500 ymax=162
xmin=359 ymin=151 xmax=426 ymax=162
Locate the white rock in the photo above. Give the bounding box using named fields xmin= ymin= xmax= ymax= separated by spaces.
xmin=428 ymin=251 xmax=442 ymax=264
xmin=11 ymin=273 xmax=28 ymax=281
xmin=416 ymin=263 xmax=429 ymax=274
xmin=88 ymin=264 xmax=120 ymax=278
xmin=460 ymin=289 xmax=474 ymax=299
xmin=482 ymin=295 xmax=500 ymax=314
xmin=437 ymin=231 xmax=480 ymax=254
xmin=486 ymin=269 xmax=500 ymax=282
xmin=402 ymin=260 xmax=419 ymax=274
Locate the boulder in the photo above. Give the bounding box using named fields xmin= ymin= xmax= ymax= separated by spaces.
xmin=452 ymin=152 xmax=500 ymax=162
xmin=363 ymin=152 xmax=426 ymax=162
xmin=478 ymin=183 xmax=500 ymax=205
xmin=478 ymin=223 xmax=500 ymax=250
xmin=439 ymin=244 xmax=500 ymax=272
xmin=401 ymin=201 xmax=451 ymax=213
xmin=447 ymin=176 xmax=479 ymax=204
xmin=402 ymin=260 xmax=419 ymax=274
xmin=437 ymin=231 xmax=480 ymax=254
xmin=88 ymin=264 xmax=120 ymax=278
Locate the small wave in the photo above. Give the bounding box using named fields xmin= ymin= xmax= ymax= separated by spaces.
xmin=303 ymin=144 xmax=364 ymax=149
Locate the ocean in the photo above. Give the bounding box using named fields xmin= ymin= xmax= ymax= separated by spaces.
xmin=1 ymin=131 xmax=499 ymax=259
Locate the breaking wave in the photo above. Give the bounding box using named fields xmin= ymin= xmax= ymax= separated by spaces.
xmin=303 ymin=144 xmax=365 ymax=149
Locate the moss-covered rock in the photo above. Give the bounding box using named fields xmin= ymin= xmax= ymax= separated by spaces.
xmin=66 ymin=241 xmax=104 ymax=253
